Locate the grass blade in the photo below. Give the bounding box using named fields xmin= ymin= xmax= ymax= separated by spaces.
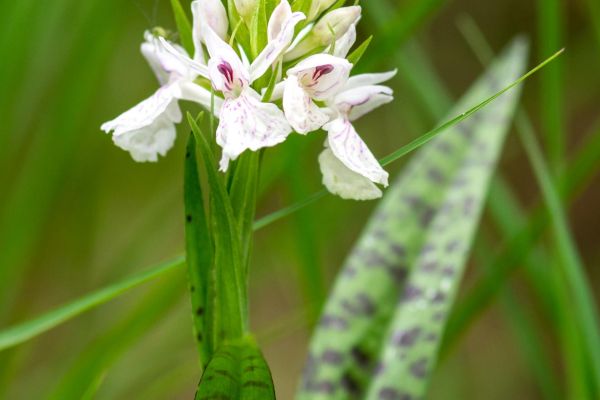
xmin=0 ymin=256 xmax=184 ymax=352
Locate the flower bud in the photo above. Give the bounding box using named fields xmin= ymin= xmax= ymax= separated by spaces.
xmin=233 ymin=0 xmax=258 ymax=21
xmin=307 ymin=0 xmax=337 ymax=21
xmin=192 ymin=0 xmax=229 ymax=41
xmin=284 ymin=6 xmax=361 ymax=61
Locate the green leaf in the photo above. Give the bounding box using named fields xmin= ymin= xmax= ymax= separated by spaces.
xmin=184 ymin=135 xmax=215 ymax=368
xmin=187 ymin=113 xmax=247 ymax=344
xmin=298 ymin=38 xmax=528 ymax=399
xmin=170 ymin=0 xmax=195 ymax=55
xmin=250 ymin=0 xmax=268 ymax=59
xmin=346 ymin=36 xmax=372 ymax=66
xmin=229 ymin=151 xmax=261 ymax=265
xmin=195 ymin=337 xmax=275 ymax=400
xmin=0 ymin=256 xmax=184 ymax=352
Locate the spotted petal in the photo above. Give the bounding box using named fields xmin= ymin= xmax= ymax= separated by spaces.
xmin=324 ymin=117 xmax=388 ymax=186
xmin=287 ymin=54 xmax=352 ymax=100
xmin=283 ymin=75 xmax=330 ymax=134
xmin=101 ymin=85 xmax=181 ymax=137
xmin=334 ymin=85 xmax=394 ymax=121
xmin=112 ymin=115 xmax=178 ymax=162
xmin=319 ymin=147 xmax=382 ymax=200
xmin=344 ymin=69 xmax=397 ymax=91
xmin=250 ymin=0 xmax=305 ymax=82
xmin=216 ymin=88 xmax=292 ymax=171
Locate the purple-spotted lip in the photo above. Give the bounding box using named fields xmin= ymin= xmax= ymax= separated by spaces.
xmin=217 ymin=61 xmax=234 ymax=84
xmin=312 ymin=64 xmax=334 ymax=81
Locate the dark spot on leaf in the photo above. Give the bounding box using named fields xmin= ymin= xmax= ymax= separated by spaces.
xmin=432 ymin=291 xmax=446 ymax=303
xmin=446 ymin=240 xmax=460 ymax=253
xmin=186 ymin=214 xmax=193 ymax=223
xmin=322 ymin=350 xmax=344 ymax=364
xmin=243 ymin=380 xmax=270 ymax=389
xmin=196 ymin=307 xmax=204 ymax=316
xmin=351 ymin=346 xmax=371 ymax=368
xmin=401 ymin=284 xmax=423 ymax=302
xmin=341 ymin=372 xmax=361 ymax=395
xmin=394 ymin=327 xmax=422 ymax=347
xmin=427 ymin=168 xmax=445 ymax=183
xmin=320 ymin=315 xmax=348 ymax=330
xmin=197 ymin=333 xmax=203 ymax=342
xmin=410 ymin=358 xmax=428 ymax=379
xmin=421 ymin=261 xmax=438 ymax=273
xmin=379 ymin=387 xmax=402 ymax=399
xmin=390 ymin=244 xmax=406 ymax=257
xmin=388 ymin=266 xmax=408 ymax=285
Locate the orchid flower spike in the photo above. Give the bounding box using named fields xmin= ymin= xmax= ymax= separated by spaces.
xmin=101 ymin=32 xmax=216 ymax=162
xmin=201 ymin=0 xmax=305 ymax=171
xmin=319 ymin=70 xmax=398 ymax=201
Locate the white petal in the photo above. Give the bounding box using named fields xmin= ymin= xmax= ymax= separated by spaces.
xmin=287 ymin=54 xmax=352 ymax=100
xmin=142 ymin=33 xmax=190 ymax=83
xmin=332 ymin=22 xmax=356 ymax=58
xmin=112 ymin=115 xmax=177 ymax=163
xmin=174 ymin=80 xmax=223 ymax=117
xmin=319 ymin=148 xmax=382 ymax=200
xmin=345 ymin=70 xmax=397 ymax=91
xmin=204 ymin=27 xmax=249 ymax=94
xmin=334 ymin=85 xmax=394 ymax=121
xmin=324 ymin=117 xmax=388 ymax=186
xmin=283 ymin=75 xmax=329 ymax=134
xmin=216 ymin=88 xmax=292 ymax=171
xmin=250 ymin=5 xmax=305 ymax=82
xmin=192 ymin=0 xmax=229 ymax=48
xmin=158 ymin=37 xmax=209 ymax=78
xmin=101 ymin=85 xmax=181 ymax=136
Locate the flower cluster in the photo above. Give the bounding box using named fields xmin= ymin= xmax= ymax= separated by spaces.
xmin=101 ymin=0 xmax=396 ymax=200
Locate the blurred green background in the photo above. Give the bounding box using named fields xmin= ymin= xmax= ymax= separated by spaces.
xmin=0 ymin=0 xmax=599 ymax=398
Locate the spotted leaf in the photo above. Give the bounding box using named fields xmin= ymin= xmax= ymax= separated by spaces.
xmin=299 ymin=38 xmax=529 ymax=400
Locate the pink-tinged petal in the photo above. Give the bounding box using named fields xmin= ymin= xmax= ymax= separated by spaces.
xmin=319 ymin=148 xmax=382 ymax=200
xmin=174 ymin=81 xmax=223 ymax=117
xmin=287 ymin=54 xmax=352 ymax=100
xmin=283 ymin=75 xmax=329 ymax=134
xmin=250 ymin=6 xmax=305 ymax=82
xmin=216 ymin=88 xmax=292 ymax=171
xmin=204 ymin=27 xmax=249 ymax=94
xmin=331 ymin=22 xmax=357 ymax=58
xmin=142 ymin=32 xmax=190 ymax=83
xmin=345 ymin=69 xmax=397 ymax=91
xmin=324 ymin=117 xmax=389 ymax=186
xmin=334 ymin=85 xmax=394 ymax=121
xmin=101 ymin=85 xmax=181 ymax=137
xmin=112 ymin=116 xmax=178 ymax=163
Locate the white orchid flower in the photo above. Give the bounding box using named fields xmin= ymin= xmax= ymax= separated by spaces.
xmin=282 ymin=54 xmax=352 ymax=134
xmin=101 ymin=32 xmax=217 ymax=162
xmin=178 ymin=0 xmax=305 ymax=171
xmin=319 ymin=70 xmax=397 ymax=200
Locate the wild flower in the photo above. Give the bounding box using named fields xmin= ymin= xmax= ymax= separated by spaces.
xmin=101 ymin=0 xmax=395 ymax=200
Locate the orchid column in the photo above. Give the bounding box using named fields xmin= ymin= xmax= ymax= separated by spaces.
xmin=100 ymin=0 xmax=396 ymax=396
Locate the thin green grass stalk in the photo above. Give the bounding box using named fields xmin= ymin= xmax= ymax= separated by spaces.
xmin=473 ymin=235 xmax=561 ymax=400
xmin=586 ymin=0 xmax=600 ymax=49
xmin=537 ymin=0 xmax=565 ymax=174
xmin=0 ymin=257 xmax=184 ymax=351
xmin=517 ymin=114 xmax=600 ymax=388
xmin=457 ymin=20 xmax=600 ymax=392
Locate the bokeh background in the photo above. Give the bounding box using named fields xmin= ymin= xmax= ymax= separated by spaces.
xmin=1 ymin=0 xmax=599 ymax=398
